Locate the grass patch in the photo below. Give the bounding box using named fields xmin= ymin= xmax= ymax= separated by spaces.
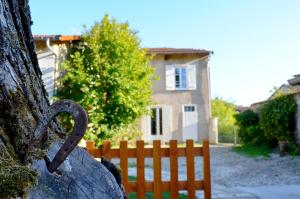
xmin=128 ymin=175 xmax=137 ymax=181
xmin=116 ymin=162 xmax=152 ymax=168
xmin=233 ymin=144 xmax=271 ymax=157
xmin=128 ymin=192 xmax=187 ymax=199
xmin=127 ymin=176 xmax=187 ymax=199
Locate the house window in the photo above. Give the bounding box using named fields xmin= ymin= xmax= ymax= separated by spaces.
xmin=151 ymin=107 xmax=163 ymax=135
xmin=175 ymin=67 xmax=187 ymax=89
xmin=184 ymin=106 xmax=195 ymax=112
xmin=166 ymin=64 xmax=196 ymax=90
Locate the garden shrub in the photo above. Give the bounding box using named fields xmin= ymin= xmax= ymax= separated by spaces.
xmin=234 ymin=110 xmax=267 ymax=145
xmin=259 ymin=95 xmax=296 ymax=142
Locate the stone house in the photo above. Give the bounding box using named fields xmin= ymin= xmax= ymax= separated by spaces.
xmin=140 ymin=48 xmax=214 ymax=143
xmin=33 ymin=35 xmax=216 ymax=143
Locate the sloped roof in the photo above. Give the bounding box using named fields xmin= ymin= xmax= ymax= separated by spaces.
xmin=268 ymin=84 xmax=300 ymax=100
xmin=33 ymin=35 xmax=212 ymax=55
xmin=288 ymin=84 xmax=300 ymax=93
xmin=288 ymin=74 xmax=300 ymax=86
xmin=146 ymin=48 xmax=212 ymax=55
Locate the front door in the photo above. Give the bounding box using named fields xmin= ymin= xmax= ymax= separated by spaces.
xmin=182 ymin=105 xmax=198 ymax=141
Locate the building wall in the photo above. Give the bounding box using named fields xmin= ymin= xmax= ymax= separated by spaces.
xmin=142 ymin=54 xmax=211 ymax=142
xmin=35 ymin=41 xmax=69 ymax=100
xmin=295 ymin=94 xmax=300 ymax=146
xmin=37 ymin=51 xmax=55 ymax=99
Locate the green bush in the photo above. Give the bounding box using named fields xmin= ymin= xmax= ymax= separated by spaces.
xmin=234 ymin=110 xmax=267 ymax=145
xmin=244 ymin=125 xmax=265 ymax=145
xmin=235 ymin=110 xmax=259 ymax=129
xmin=235 ymin=95 xmax=298 ymax=153
xmin=260 ymin=95 xmax=296 ymax=141
xmin=109 ymin=123 xmax=142 ymax=147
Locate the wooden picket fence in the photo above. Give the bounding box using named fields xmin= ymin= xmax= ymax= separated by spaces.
xmin=86 ymin=139 xmax=211 ymax=199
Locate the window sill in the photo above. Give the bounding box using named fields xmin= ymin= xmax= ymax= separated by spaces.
xmin=166 ymin=88 xmax=197 ymax=91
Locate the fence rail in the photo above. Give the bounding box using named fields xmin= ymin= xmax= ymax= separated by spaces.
xmin=86 ymin=139 xmax=211 ymax=199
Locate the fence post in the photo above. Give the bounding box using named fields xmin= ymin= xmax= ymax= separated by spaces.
xmin=120 ymin=141 xmax=128 ymax=197
xmin=136 ymin=140 xmax=145 ymax=198
xmin=86 ymin=140 xmax=95 ymax=157
xmin=234 ymin=127 xmax=237 ymax=145
xmin=153 ymin=140 xmax=162 ymax=199
xmin=186 ymin=140 xmax=196 ymax=199
xmin=170 ymin=140 xmax=179 ymax=199
xmin=203 ymin=140 xmax=211 ymax=199
xmin=101 ymin=141 xmax=111 ymax=160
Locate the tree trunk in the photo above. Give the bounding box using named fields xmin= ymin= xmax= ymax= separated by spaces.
xmin=0 ymin=0 xmax=62 ymax=160
xmin=0 ymin=1 xmax=123 ymax=198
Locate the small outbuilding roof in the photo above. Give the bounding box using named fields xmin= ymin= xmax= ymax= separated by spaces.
xmin=33 ymin=35 xmax=81 ymax=42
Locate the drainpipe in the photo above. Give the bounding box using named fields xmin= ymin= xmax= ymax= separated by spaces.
xmin=207 ymin=52 xmax=214 ymax=142
xmin=206 ymin=52 xmax=213 ymax=118
xmin=46 ymin=38 xmax=58 ymax=97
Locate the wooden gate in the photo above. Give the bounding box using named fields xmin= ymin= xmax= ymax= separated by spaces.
xmin=86 ymin=139 xmax=211 ymax=199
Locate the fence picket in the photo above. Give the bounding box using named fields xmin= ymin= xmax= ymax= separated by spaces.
xmin=86 ymin=140 xmax=95 ymax=156
xmin=120 ymin=141 xmax=128 ymax=197
xmin=203 ymin=140 xmax=212 ymax=199
xmin=101 ymin=141 xmax=111 ymax=160
xmin=153 ymin=140 xmax=162 ymax=199
xmin=136 ymin=140 xmax=145 ymax=198
xmin=186 ymin=140 xmax=196 ymax=199
xmin=170 ymin=140 xmax=179 ymax=198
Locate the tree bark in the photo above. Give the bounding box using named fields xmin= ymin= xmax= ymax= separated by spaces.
xmin=0 ymin=1 xmax=123 ymax=198
xmin=0 ymin=0 xmax=63 ymax=161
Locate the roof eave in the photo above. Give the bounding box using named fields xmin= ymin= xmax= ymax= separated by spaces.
xmin=33 ymin=35 xmax=81 ymax=42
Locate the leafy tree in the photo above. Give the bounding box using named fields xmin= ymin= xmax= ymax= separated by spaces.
xmin=212 ymin=97 xmax=238 ymax=134
xmin=260 ymin=95 xmax=296 ymax=141
xmin=56 ymin=15 xmax=154 ymax=145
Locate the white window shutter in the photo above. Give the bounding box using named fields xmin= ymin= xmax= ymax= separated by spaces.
xmin=140 ymin=115 xmax=151 ymax=142
xmin=187 ymin=65 xmax=196 ymax=90
xmin=162 ymin=105 xmax=172 ymax=141
xmin=165 ymin=65 xmax=175 ymax=90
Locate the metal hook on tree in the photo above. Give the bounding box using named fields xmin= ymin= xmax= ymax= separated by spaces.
xmin=33 ymin=100 xmax=88 ymax=173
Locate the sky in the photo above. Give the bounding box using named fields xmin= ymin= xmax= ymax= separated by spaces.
xmin=29 ymin=0 xmax=300 ymax=106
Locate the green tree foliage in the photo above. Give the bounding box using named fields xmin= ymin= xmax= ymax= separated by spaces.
xmin=56 ymin=15 xmax=154 ymax=145
xmin=212 ymin=97 xmax=238 ymax=134
xmin=260 ymin=95 xmax=296 ymax=141
xmin=235 ymin=95 xmax=297 ymax=148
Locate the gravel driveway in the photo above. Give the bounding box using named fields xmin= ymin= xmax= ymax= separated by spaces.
xmin=113 ymin=144 xmax=300 ymax=198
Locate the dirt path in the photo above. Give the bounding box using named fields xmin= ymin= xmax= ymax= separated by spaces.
xmin=207 ymin=144 xmax=300 ymax=198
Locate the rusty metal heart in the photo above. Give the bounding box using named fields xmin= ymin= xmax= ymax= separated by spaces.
xmin=33 ymin=100 xmax=88 ymax=173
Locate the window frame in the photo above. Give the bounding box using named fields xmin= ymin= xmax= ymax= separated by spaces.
xmin=175 ymin=66 xmax=188 ymax=90
xmin=182 ymin=104 xmax=197 ymax=113
xmin=150 ymin=107 xmax=163 ymax=136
